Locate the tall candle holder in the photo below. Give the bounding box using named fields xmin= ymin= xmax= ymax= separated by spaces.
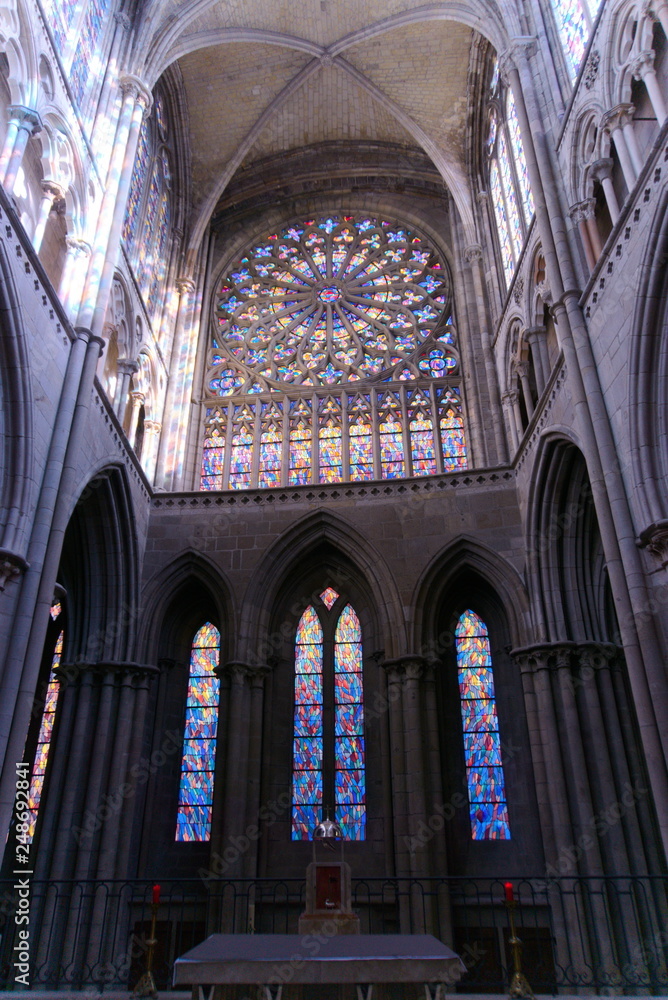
xmin=503 ymin=883 xmax=535 ymax=1000
xmin=133 ymin=884 xmax=161 ymax=998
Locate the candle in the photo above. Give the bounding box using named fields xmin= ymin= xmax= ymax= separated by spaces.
xmin=152 ymin=884 xmax=161 ymax=905
xmin=504 ymin=881 xmax=514 ymax=902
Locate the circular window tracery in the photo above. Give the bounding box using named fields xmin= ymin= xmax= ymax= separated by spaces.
xmin=211 ymin=214 xmax=454 ymax=393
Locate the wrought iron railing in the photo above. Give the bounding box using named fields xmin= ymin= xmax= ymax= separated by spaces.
xmin=0 ymin=875 xmax=666 ymax=992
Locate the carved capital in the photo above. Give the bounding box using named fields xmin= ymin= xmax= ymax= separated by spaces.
xmin=41 ymin=180 xmax=65 ymax=201
xmin=589 ymin=157 xmax=614 ymax=183
xmin=8 ymin=105 xmax=42 ymax=134
xmin=583 ymin=50 xmax=601 ymax=90
xmin=114 ymin=11 xmax=132 ymax=29
xmin=501 ymin=389 xmax=519 ymax=407
xmin=65 ymin=236 xmax=91 ymax=258
xmin=464 ymin=243 xmax=483 ymax=264
xmin=116 ymin=358 xmax=139 ymax=377
xmin=119 ymin=75 xmax=153 ymax=115
xmin=569 ymin=198 xmax=596 ymax=223
xmin=601 ymin=103 xmax=636 ymax=133
xmin=637 ymin=519 xmax=668 ymax=568
xmin=576 ymin=642 xmax=620 ymax=671
xmin=630 ymin=49 xmax=656 ymax=81
xmin=216 ymin=660 xmax=269 ymax=684
xmin=176 ymin=276 xmax=196 ymax=296
xmin=524 ymin=325 xmax=547 ymax=345
xmin=382 ymin=654 xmax=429 ymax=683
xmin=0 ymin=549 xmax=29 ymax=590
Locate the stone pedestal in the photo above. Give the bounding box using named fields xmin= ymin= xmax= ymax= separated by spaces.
xmin=298 ymin=861 xmax=361 ymax=935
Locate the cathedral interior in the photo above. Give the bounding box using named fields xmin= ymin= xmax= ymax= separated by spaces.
xmin=1 ymin=0 xmax=668 ymax=991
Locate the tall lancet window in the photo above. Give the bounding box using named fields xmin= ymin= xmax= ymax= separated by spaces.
xmin=486 ymin=69 xmax=534 ymax=289
xmin=292 ymin=589 xmax=366 ymax=841
xmin=175 ymin=623 xmax=221 ymax=842
xmin=26 ymin=602 xmax=65 ymax=843
xmin=550 ymin=0 xmax=602 ymax=81
xmin=456 ymin=610 xmax=511 ymax=840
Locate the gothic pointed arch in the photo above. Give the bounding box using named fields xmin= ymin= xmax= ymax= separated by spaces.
xmin=239 ymin=509 xmax=406 ymax=662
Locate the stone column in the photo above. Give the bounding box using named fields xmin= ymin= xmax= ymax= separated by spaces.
xmin=502 ymin=390 xmax=520 ymax=452
xmin=127 ymin=391 xmax=145 ymax=445
xmin=631 ymin=50 xmax=667 ymax=124
xmin=381 ymin=660 xmax=411 ymax=932
xmin=89 ymin=12 xmax=132 ymax=169
xmin=142 ymin=419 xmax=162 ymax=482
xmin=524 ymin=326 xmax=549 ymax=395
xmin=76 ymin=76 xmax=151 ymax=336
xmin=515 ymin=360 xmax=535 ymax=421
xmin=569 ymin=200 xmax=598 ymax=270
xmin=590 ymin=158 xmax=620 ymax=225
xmin=32 ymin=181 xmax=64 ymax=254
xmin=59 ymin=238 xmax=91 ymax=321
xmin=601 ymin=105 xmax=639 ymax=190
xmin=114 ymin=359 xmax=138 ymax=419
xmin=0 ymin=106 xmax=41 ymax=191
xmin=463 ymin=244 xmax=509 ymax=464
xmin=216 ymin=663 xmax=254 ymax=885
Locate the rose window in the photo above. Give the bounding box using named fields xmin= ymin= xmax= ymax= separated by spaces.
xmin=211 ymin=215 xmax=454 ymax=391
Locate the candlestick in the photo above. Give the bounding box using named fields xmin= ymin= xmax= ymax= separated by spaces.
xmin=504 ymin=887 xmax=535 ymax=999
xmin=133 ymin=892 xmax=160 ymax=998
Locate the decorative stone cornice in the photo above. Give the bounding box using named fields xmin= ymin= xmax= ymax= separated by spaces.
xmin=54 ymin=660 xmax=159 ymax=685
xmin=381 ymin=654 xmax=429 ymax=683
xmin=637 ymin=519 xmax=668 ymax=568
xmin=511 ymin=641 xmax=621 ymax=674
xmin=0 ymin=549 xmax=29 ymax=590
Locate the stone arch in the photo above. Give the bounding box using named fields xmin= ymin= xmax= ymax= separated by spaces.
xmin=138 ymin=549 xmax=235 ymax=663
xmin=628 ymin=187 xmax=668 ymax=530
xmin=0 ymin=237 xmax=33 ymax=564
xmin=239 ymin=509 xmax=406 ymax=663
xmin=525 ymin=433 xmax=619 ymax=644
xmin=413 ymin=533 xmax=531 ymax=653
xmin=58 ymin=465 xmax=140 ymax=666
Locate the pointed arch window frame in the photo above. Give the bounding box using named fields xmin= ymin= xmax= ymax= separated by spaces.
xmin=291 ymin=590 xmax=366 ymax=842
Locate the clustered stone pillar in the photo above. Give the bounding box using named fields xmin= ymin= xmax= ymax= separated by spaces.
xmin=513 ymin=642 xmax=668 ymax=984
xmin=601 ymin=105 xmax=641 ymax=191
xmin=590 ymin=158 xmax=620 ymax=226
xmin=0 ymin=105 xmax=41 ymax=191
xmin=524 ymin=326 xmax=550 ymax=395
xmin=631 ymin=50 xmax=667 ymax=125
xmin=155 ymin=276 xmax=197 ymax=490
xmin=32 ymin=181 xmax=64 ymax=254
xmin=381 ymin=656 xmax=450 ymax=939
xmin=569 ymin=199 xmax=601 ymax=270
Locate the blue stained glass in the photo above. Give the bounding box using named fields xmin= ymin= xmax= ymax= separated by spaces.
xmin=293 ymin=804 xmax=320 ymax=840
xmin=70 ymin=0 xmax=111 ymax=107
xmin=335 ymin=769 xmax=365 ymax=803
xmin=490 ymin=161 xmax=514 ymax=288
xmin=456 ymin=610 xmax=510 ymax=840
xmin=294 ymin=738 xmax=323 ymax=768
xmin=335 ymin=703 xmax=364 ymax=735
xmin=552 ymin=0 xmax=590 ymax=79
xmin=335 ymin=736 xmax=365 ymax=766
xmin=292 ymin=606 xmax=324 ymax=837
xmin=176 ymin=624 xmax=220 ymax=842
xmin=293 ymin=769 xmax=323 ymax=801
xmin=335 ymin=804 xmax=366 ymax=841
xmin=334 ymin=669 xmax=363 ymax=703
xmin=506 ymin=92 xmax=534 ymax=225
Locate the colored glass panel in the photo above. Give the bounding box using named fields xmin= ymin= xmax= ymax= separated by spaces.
xmin=123 ymin=122 xmax=150 ymax=251
xmin=176 ymin=623 xmax=220 ymax=842
xmin=349 ymin=417 xmax=374 ymax=480
xmin=69 ymin=0 xmax=110 ymax=107
xmin=439 ymin=390 xmax=468 ymax=470
xmin=334 ymin=605 xmax=365 ymax=840
xmin=498 ymin=130 xmax=523 ymax=262
xmin=410 ymin=415 xmax=437 ymax=476
xmin=552 ymin=0 xmax=590 ymax=79
xmin=200 ymin=426 xmax=225 ymax=491
xmin=26 ymin=629 xmax=64 ymax=842
xmin=506 ymin=92 xmax=535 ymax=226
xmin=320 ymin=587 xmax=339 ymax=610
xmin=456 ymin=610 xmax=510 ymax=840
xmin=229 ymin=428 xmax=253 ymax=489
xmin=259 ymin=427 xmax=282 ymax=487
xmin=319 ymin=421 xmax=342 ymax=483
xmin=292 ymin=607 xmax=323 ymax=840
xmin=490 ymin=161 xmax=514 ymax=288
xmin=380 ymin=415 xmax=405 ymax=479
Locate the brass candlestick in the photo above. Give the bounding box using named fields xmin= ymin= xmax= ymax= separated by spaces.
xmin=133 ymin=900 xmax=159 ymax=998
xmin=505 ymin=899 xmax=535 ymax=999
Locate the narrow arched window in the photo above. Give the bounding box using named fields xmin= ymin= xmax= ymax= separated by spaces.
xmin=550 ymin=0 xmax=602 ymax=81
xmin=26 ymin=602 xmax=64 ymax=843
xmin=175 ymin=623 xmax=220 ymax=842
xmin=486 ymin=70 xmax=534 ymax=289
xmin=455 ymin=609 xmax=511 ymax=840
xmin=292 ymin=590 xmax=366 ymax=841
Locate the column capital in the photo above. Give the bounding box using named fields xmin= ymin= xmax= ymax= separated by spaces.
xmin=630 ymin=49 xmax=656 ymax=80
xmin=41 ymin=179 xmax=65 ymax=201
xmin=464 ymin=243 xmax=483 ymax=264
xmin=524 ymin=325 xmax=547 ymax=342
xmin=511 ymin=641 xmax=579 ymax=673
xmin=600 ymin=103 xmax=635 ymax=132
xmin=637 ymin=518 xmax=668 ymax=568
xmin=119 ymin=75 xmax=153 ymax=115
xmin=501 ymin=389 xmax=519 ymax=406
xmin=144 ymin=419 xmax=162 ymax=436
xmin=175 ymin=275 xmax=196 ymax=295
xmin=569 ymin=198 xmax=596 ymax=223
xmin=499 ymin=36 xmax=538 ymax=76
xmin=576 ymin=642 xmax=620 ymax=671
xmin=381 ymin=654 xmax=429 ymax=682
xmin=216 ymin=660 xmax=271 ymax=683
xmin=589 ymin=157 xmax=614 ymax=183
xmin=0 ymin=548 xmax=29 ymax=590
xmin=514 ymin=360 xmax=530 ymax=378
xmin=7 ymin=105 xmax=42 ymax=134
xmin=65 ymin=236 xmax=91 ymax=257
xmin=116 ymin=358 xmax=139 ymax=377
xmin=114 ymin=10 xmax=132 ymax=29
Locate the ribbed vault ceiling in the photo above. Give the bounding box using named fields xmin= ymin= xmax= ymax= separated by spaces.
xmin=136 ymin=1 xmax=493 ymax=247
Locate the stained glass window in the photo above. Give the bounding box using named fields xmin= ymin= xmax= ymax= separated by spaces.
xmin=201 ymin=215 xmax=469 ymax=489
xmin=551 ymin=0 xmax=592 ymax=79
xmin=176 ymin=623 xmax=220 ymax=842
xmin=456 ymin=610 xmax=510 ymax=840
xmin=334 ymin=605 xmax=366 ymax=840
xmin=123 ymin=121 xmax=150 ymax=252
xmin=26 ymin=607 xmax=64 ymax=843
xmin=506 ymin=93 xmax=535 ymax=226
xmin=292 ymin=593 xmax=365 ymax=841
xmin=69 ymin=0 xmax=111 ymax=107
xmin=292 ymin=607 xmax=324 ymax=840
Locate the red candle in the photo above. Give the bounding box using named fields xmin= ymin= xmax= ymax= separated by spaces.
xmin=504 ymin=882 xmax=514 ymax=902
xmin=152 ymin=884 xmax=161 ymax=905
